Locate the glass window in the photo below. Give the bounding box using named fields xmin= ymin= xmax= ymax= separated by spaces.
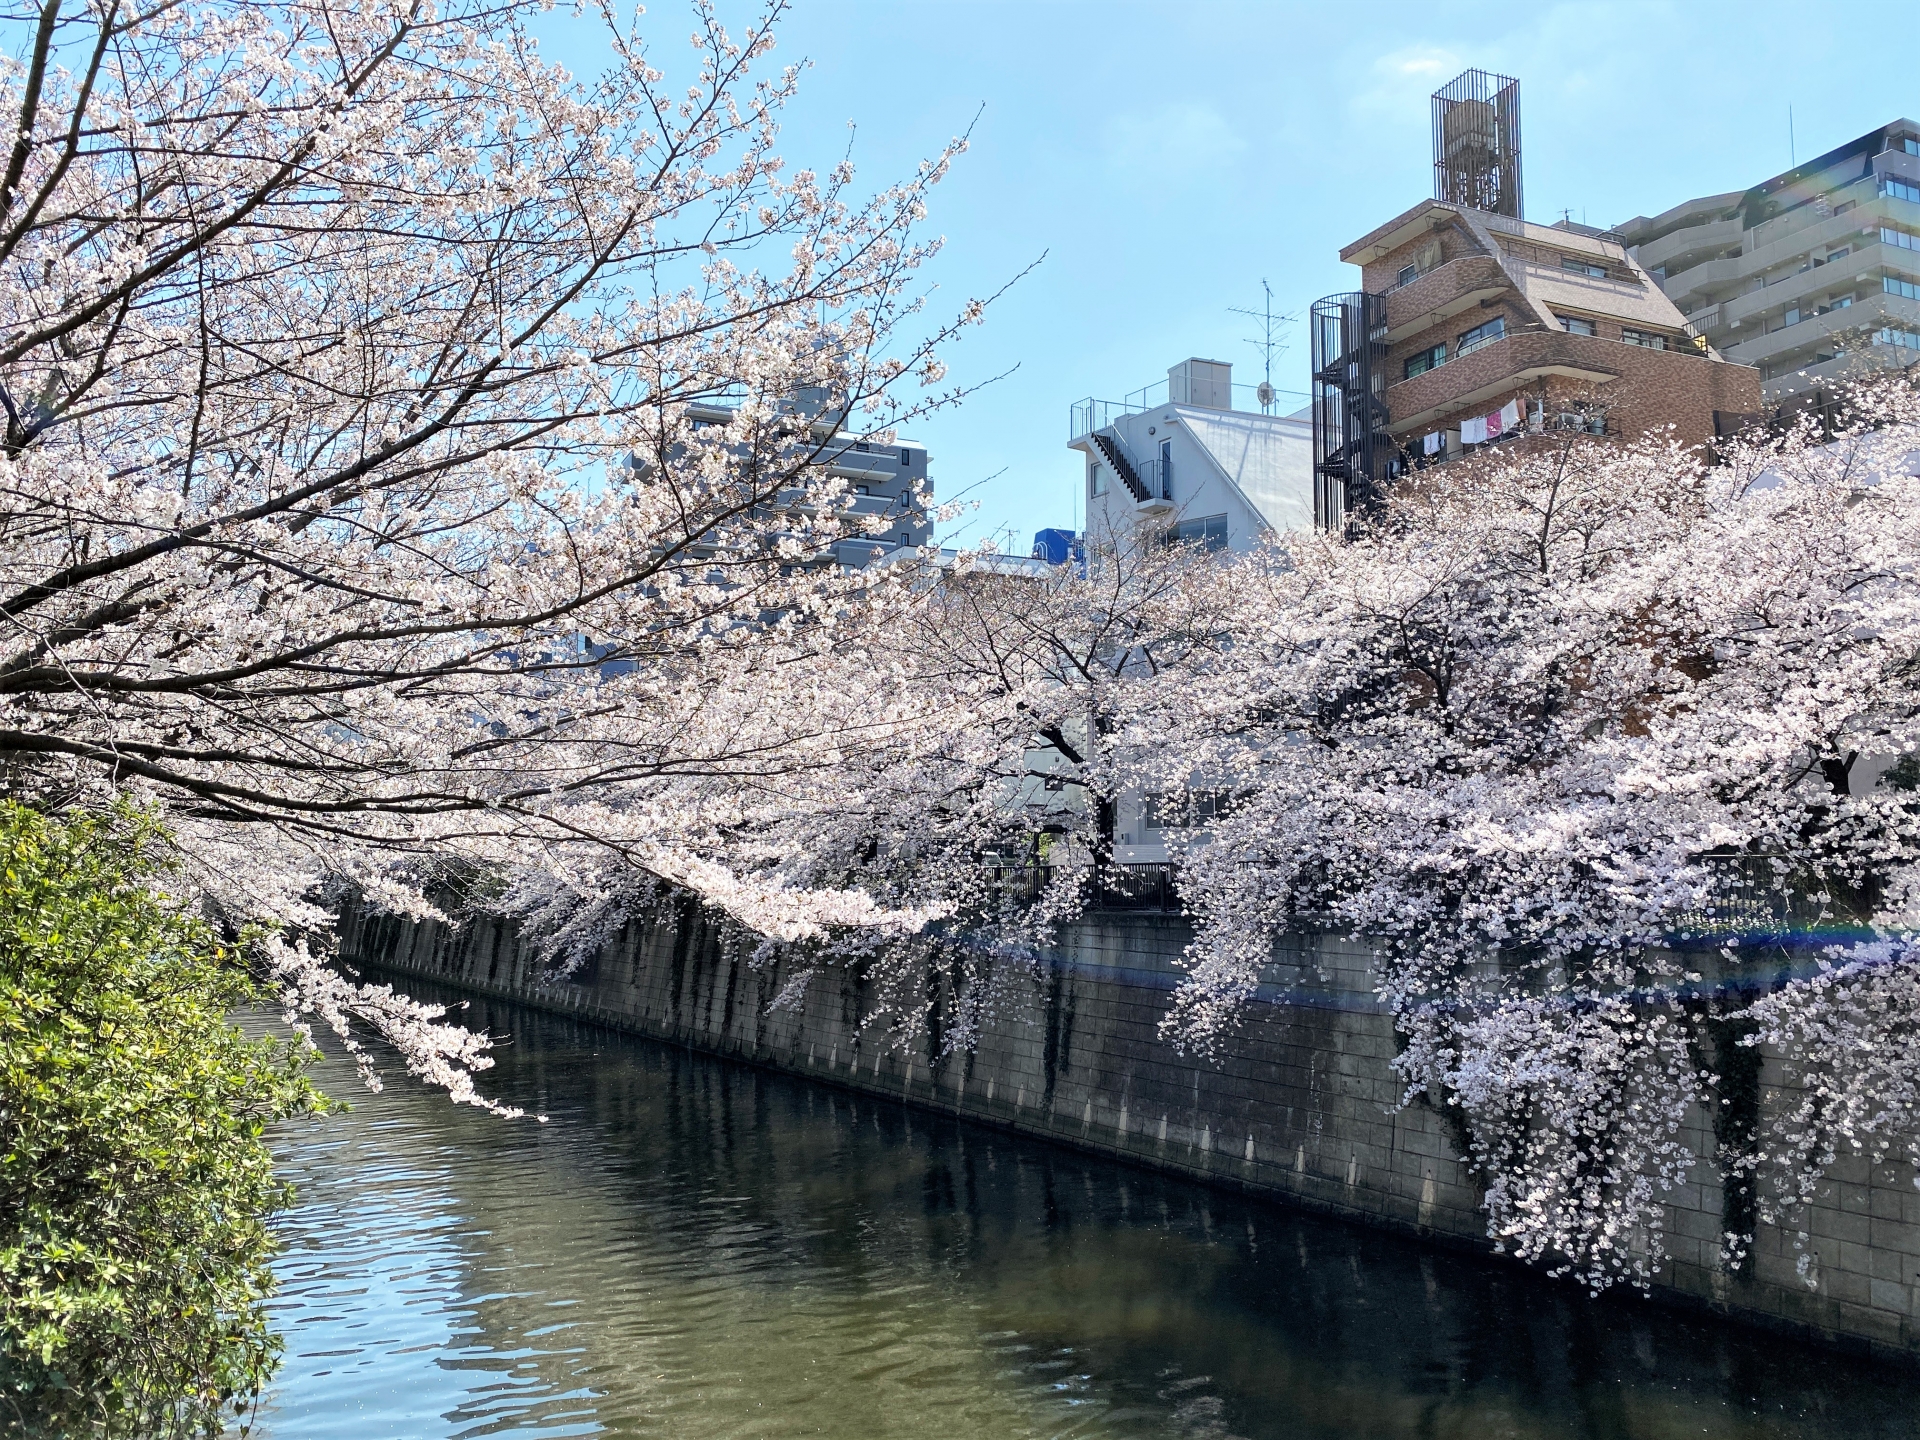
xmin=1887 ymin=275 xmax=1920 ymax=301
xmin=1457 ymin=317 xmax=1506 ymax=354
xmin=1397 ymin=264 xmax=1418 ymax=287
xmin=1902 ymin=137 xmax=1920 ymax=157
xmin=1089 ymin=462 xmax=1106 ymax=498
xmin=1561 ymin=257 xmax=1607 ymax=278
xmin=1621 ymin=328 xmax=1669 ymax=349
xmin=1158 ymin=439 xmax=1173 ymax=501
xmin=1883 ymin=226 xmax=1920 ymax=252
xmin=1557 ymin=314 xmax=1596 ymax=336
xmin=1884 ymin=178 xmax=1920 ymax=206
xmin=1403 ymin=343 xmax=1446 ymax=379
xmin=1168 ymin=514 xmax=1229 ymax=551
xmin=1877 ymin=326 xmax=1920 ymax=349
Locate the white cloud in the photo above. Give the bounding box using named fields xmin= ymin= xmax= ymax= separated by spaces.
xmin=1353 ymin=44 xmax=1467 ymax=120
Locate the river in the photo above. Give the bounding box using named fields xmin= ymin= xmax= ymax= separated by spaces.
xmin=248 ymin=992 xmax=1920 ymax=1439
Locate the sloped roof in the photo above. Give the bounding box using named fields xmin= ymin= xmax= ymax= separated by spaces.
xmin=1176 ymin=406 xmax=1315 ymax=535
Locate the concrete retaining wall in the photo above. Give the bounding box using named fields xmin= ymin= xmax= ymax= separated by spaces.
xmin=339 ymin=901 xmax=1920 ymax=1362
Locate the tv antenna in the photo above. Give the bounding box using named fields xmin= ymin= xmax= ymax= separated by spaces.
xmin=1230 ymin=280 xmax=1295 ymax=412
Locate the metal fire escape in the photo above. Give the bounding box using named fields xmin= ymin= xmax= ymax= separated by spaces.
xmin=1309 ymin=292 xmax=1391 ymax=532
xmin=1088 ymin=431 xmax=1152 ymax=504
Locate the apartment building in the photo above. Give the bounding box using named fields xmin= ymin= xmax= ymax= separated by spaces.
xmin=1310 ymin=71 xmax=1761 ymax=530
xmin=1616 ymin=119 xmax=1920 ymax=406
xmin=685 ymin=391 xmax=933 ymax=567
xmin=1069 ymin=357 xmax=1315 ymax=552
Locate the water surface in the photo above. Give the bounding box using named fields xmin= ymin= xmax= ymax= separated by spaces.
xmin=252 ymin=993 xmax=1920 ymax=1439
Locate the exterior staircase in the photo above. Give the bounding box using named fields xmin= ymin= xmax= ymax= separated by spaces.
xmin=1089 ymin=430 xmax=1152 ymax=504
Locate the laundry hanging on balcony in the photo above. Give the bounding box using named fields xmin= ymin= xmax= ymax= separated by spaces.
xmin=1423 ymin=431 xmax=1443 ymax=455
xmin=1459 ymin=415 xmax=1487 ymax=445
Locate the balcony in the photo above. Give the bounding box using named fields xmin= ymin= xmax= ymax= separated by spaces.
xmin=1634 ymin=215 xmax=1742 ymax=281
xmin=1380 ymin=254 xmax=1509 ymax=345
xmin=1725 ymin=290 xmax=1920 ymax=369
xmin=1719 ymin=242 xmax=1902 ymax=330
xmin=821 ymin=441 xmax=912 ymax=480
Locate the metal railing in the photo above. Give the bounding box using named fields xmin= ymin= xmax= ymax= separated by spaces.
xmin=1069 ymin=380 xmax=1309 ymax=440
xmin=1679 ymin=854 xmax=1874 ymax=936
xmin=979 ymin=862 xmax=1180 ymax=912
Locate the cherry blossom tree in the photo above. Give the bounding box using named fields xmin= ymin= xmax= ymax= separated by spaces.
xmin=0 ymin=0 xmax=983 ymax=1099
xmin=490 ymin=527 xmax=1234 ymax=1062
xmin=1124 ymin=379 xmax=1920 ymax=1288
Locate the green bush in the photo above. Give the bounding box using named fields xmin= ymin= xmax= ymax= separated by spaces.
xmin=0 ymin=804 xmax=328 ymax=1437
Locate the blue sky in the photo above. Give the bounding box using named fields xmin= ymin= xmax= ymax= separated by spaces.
xmin=544 ymin=0 xmax=1918 ymax=551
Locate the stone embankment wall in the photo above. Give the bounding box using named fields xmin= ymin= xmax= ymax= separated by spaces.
xmin=339 ymin=902 xmax=1920 ymax=1362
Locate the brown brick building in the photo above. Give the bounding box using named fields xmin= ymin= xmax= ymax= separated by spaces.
xmin=1308 ymin=72 xmax=1762 ymax=529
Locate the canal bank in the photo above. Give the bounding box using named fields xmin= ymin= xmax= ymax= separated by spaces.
xmin=253 ymin=992 xmax=1920 ymax=1439
xmin=339 ymin=901 xmax=1920 ymax=1363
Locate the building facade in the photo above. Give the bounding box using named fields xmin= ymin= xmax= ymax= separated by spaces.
xmin=1069 ymin=357 xmax=1315 ymax=554
xmin=1617 ymin=120 xmax=1920 ymax=407
xmin=1310 ymin=70 xmax=1762 ymax=531
xmin=1314 ymin=203 xmax=1762 ymax=527
xmin=686 ymin=394 xmax=933 ymax=567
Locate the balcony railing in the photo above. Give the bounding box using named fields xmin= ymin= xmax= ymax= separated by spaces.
xmin=1069 ymin=380 xmax=1308 ymax=440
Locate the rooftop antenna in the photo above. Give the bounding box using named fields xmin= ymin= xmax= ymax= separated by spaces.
xmin=1229 ymin=280 xmax=1295 ymax=412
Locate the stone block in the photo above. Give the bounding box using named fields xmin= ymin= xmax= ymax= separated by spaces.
xmin=1812 ymin=1207 xmax=1871 ymax=1246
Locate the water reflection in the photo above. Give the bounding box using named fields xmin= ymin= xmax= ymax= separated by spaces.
xmin=252 ymin=994 xmax=1920 ymax=1439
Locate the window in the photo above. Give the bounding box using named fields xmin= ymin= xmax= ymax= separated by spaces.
xmin=1557 ymin=314 xmax=1596 ymax=336
xmin=1403 ymin=343 xmax=1446 ymax=379
xmin=1146 ymin=790 xmax=1234 ymax=830
xmin=1827 ymin=247 xmax=1851 ymax=263
xmin=1887 ymin=275 xmax=1920 ymax=301
xmin=1901 ymin=137 xmax=1920 ymax=158
xmin=1884 ymin=177 xmax=1920 ymax=206
xmin=1562 ymin=257 xmax=1607 ymax=278
xmin=1878 ymin=326 xmax=1920 ymax=350
xmin=1883 ymin=225 xmax=1920 ymax=252
xmin=1159 ymin=439 xmax=1173 ymax=500
xmin=1621 ymin=328 xmax=1669 ymax=349
xmin=1836 ymin=200 xmax=1856 ymax=217
xmin=1397 ymin=264 xmax=1418 ymax=287
xmin=1782 ymin=308 xmax=1800 ymax=327
xmin=1168 ymin=514 xmax=1228 ymax=551
xmin=1457 ymin=316 xmax=1506 ymax=355
xmin=1192 ymin=790 xmax=1234 ymax=824
xmin=1089 ymin=462 xmax=1106 ymax=498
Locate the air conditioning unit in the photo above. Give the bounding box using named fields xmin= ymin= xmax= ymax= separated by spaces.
xmin=1168 ymin=358 xmax=1232 ymax=410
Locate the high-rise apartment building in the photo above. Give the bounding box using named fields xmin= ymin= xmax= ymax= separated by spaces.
xmin=684 ymin=392 xmax=933 ymax=567
xmin=1616 ymin=120 xmax=1920 ymax=407
xmin=1311 ymin=71 xmax=1760 ymax=531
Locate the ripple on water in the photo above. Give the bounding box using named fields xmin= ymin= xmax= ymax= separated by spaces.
xmin=246 ymin=999 xmax=1920 ymax=1440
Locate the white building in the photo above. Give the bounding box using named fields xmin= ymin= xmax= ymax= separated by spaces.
xmin=1065 ymin=358 xmax=1314 ymax=863
xmin=1069 ymin=357 xmax=1315 ymax=552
